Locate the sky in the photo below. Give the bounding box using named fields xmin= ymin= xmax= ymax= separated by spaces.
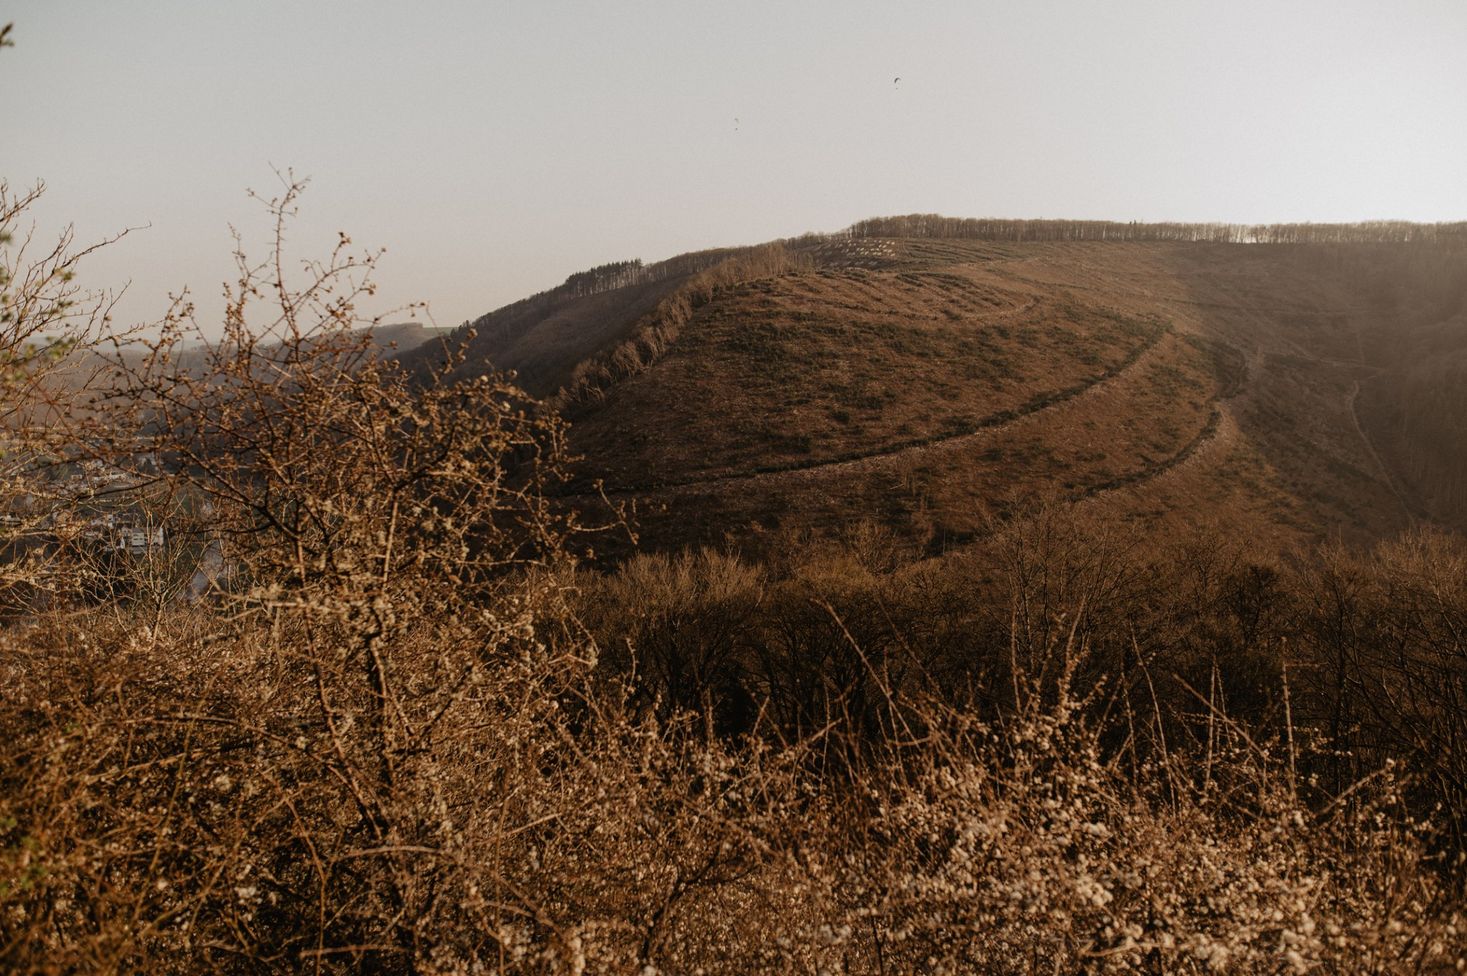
xmin=5 ymin=0 xmax=1467 ymax=335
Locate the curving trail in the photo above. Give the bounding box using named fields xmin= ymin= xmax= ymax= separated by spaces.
xmin=563 ymin=322 xmax=1174 ymax=499
xmin=1348 ymin=378 xmax=1414 ymax=523
xmin=1076 ymin=405 xmax=1236 ymax=504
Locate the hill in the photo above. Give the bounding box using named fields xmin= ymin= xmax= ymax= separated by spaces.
xmin=405 ymin=220 xmax=1467 ymax=558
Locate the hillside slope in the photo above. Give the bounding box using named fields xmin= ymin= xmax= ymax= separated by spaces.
xmin=414 ymin=226 xmax=1467 ymax=558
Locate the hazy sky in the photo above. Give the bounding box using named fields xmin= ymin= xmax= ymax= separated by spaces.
xmin=6 ymin=0 xmax=1466 ymax=333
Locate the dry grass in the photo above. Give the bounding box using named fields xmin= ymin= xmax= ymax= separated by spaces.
xmin=6 ymin=181 xmax=1467 ymax=974
xmin=477 ymin=236 xmax=1463 ymax=561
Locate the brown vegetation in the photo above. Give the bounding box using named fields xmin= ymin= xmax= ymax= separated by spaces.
xmin=4 ymin=182 xmax=1467 ymax=974
xmin=5 ymin=75 xmax=1467 ymax=967
xmin=473 ymin=227 xmax=1456 ymax=559
xmin=404 ymin=212 xmax=1467 ymax=561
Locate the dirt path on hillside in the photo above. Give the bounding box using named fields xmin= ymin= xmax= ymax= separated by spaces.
xmin=1348 ymin=378 xmax=1414 ymax=524
xmin=1076 ymin=405 xmax=1237 ymax=506
xmin=1343 ymin=322 xmax=1414 ymax=524
xmin=564 ymin=323 xmax=1174 ymax=500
